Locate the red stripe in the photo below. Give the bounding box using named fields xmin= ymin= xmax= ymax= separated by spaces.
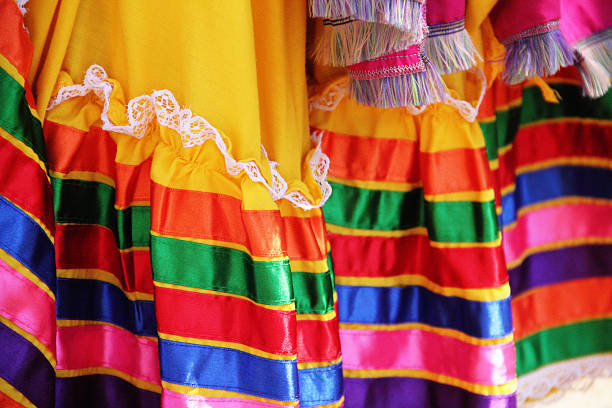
xmin=477 ymin=79 xmax=524 ymax=119
xmin=297 ymin=315 xmax=341 ymax=363
xmin=512 ymin=277 xmax=612 ymax=340
xmin=0 ymin=392 xmax=25 ymax=408
xmin=55 ymin=224 xmax=154 ymax=294
xmin=0 ymin=134 xmax=54 ymax=234
xmin=0 ymin=0 xmax=32 ymax=81
xmin=154 ymin=285 xmax=296 ymax=356
xmin=321 ymin=131 xmax=419 ymax=183
xmin=44 ymin=121 xmax=151 ymax=207
xmin=328 ymin=233 xmax=508 ymax=288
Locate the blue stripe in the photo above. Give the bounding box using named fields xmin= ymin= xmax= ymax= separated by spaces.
xmin=299 ymin=362 xmax=344 ymax=407
xmin=0 ymin=194 xmax=55 ymax=293
xmin=336 ymin=285 xmax=512 ymax=339
xmin=501 ymin=166 xmax=612 ymax=226
xmin=159 ymin=339 xmax=298 ymax=402
xmin=56 ymin=278 xmax=156 ymax=337
xmin=0 ymin=321 xmax=54 ymax=408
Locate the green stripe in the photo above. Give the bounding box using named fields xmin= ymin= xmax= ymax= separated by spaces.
xmin=292 ymin=271 xmax=334 ymax=315
xmin=516 ymin=318 xmax=612 ymax=376
xmin=480 ymin=83 xmax=612 ymax=161
xmin=151 ymin=235 xmax=293 ymax=306
xmin=0 ymin=67 xmax=47 ymax=165
xmin=323 ymin=182 xmax=498 ymax=242
xmin=51 ymin=177 xmax=150 ymax=249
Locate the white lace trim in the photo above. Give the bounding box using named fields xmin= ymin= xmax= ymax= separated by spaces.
xmin=47 ymin=65 xmax=331 ymax=211
xmin=518 ymin=354 xmax=612 ymax=406
xmin=443 ymin=67 xmax=487 ymax=123
xmin=15 ymin=0 xmax=28 ymax=16
xmin=309 ymin=79 xmax=349 ymax=112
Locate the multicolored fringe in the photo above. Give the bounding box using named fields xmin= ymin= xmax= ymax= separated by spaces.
xmin=574 ymin=28 xmax=612 ymax=98
xmin=310 ymin=0 xmax=424 ymax=33
xmin=348 ymin=47 xmax=446 ymax=107
xmin=313 ymin=17 xmax=420 ymax=66
xmin=426 ymin=19 xmax=479 ymax=75
xmin=502 ymin=21 xmax=575 ymax=85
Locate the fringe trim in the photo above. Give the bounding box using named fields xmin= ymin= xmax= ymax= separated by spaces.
xmin=349 ymin=54 xmax=446 ymax=107
xmin=574 ymin=28 xmax=612 ymax=98
xmin=518 ymin=354 xmax=612 ymax=406
xmin=47 ymin=65 xmax=332 ymax=211
xmin=310 ymin=0 xmax=424 ymax=33
xmin=426 ymin=20 xmax=480 ymax=75
xmin=503 ymin=24 xmax=575 ymax=85
xmin=313 ymin=18 xmax=421 ymax=66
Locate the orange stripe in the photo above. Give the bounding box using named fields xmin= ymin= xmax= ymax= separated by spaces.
xmin=512 ymin=277 xmax=612 ymax=340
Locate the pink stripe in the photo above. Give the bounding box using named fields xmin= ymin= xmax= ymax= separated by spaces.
xmin=426 ymin=0 xmax=465 ymax=25
xmin=503 ymin=203 xmax=612 ymax=265
xmin=0 ymin=257 xmax=55 ymax=355
xmin=348 ymin=46 xmax=423 ymax=79
xmin=57 ymin=324 xmax=160 ymax=385
xmin=162 ymin=388 xmax=283 ymax=408
xmin=339 ymin=329 xmax=515 ymax=386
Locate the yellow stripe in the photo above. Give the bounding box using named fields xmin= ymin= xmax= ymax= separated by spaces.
xmin=158 ymin=332 xmax=296 ymax=361
xmin=327 ymin=175 xmax=421 ymax=193
xmin=289 ymin=258 xmax=329 ymax=273
xmin=506 ymin=237 xmax=612 ymax=270
xmin=497 ymin=144 xmax=513 ymax=156
xmin=326 ymin=224 xmax=502 ymax=248
xmin=150 ymin=231 xmax=288 ymax=263
xmin=57 ymin=269 xmax=154 ymax=301
xmin=335 ymin=275 xmax=510 ymax=302
xmin=0 ymin=248 xmax=55 ymax=301
xmin=0 ymin=55 xmax=40 ymax=122
xmin=0 ymin=125 xmax=48 ymax=183
xmin=478 ymin=99 xmax=524 ymax=123
xmin=161 ymin=381 xmax=299 ymax=406
xmin=311 ymin=397 xmax=345 ymax=408
xmin=49 ymin=169 xmax=116 ymax=187
xmin=296 ymin=311 xmax=337 ymax=321
xmin=0 ymin=315 xmax=56 ymax=367
xmin=342 ymin=369 xmax=517 ymax=395
xmin=503 ymin=196 xmax=612 ymax=234
xmin=297 ymin=356 xmax=342 ymax=370
xmin=325 ymin=224 xmax=428 ymax=238
xmin=516 ymin=156 xmax=612 ymax=175
xmin=115 ymin=201 xmax=150 ymax=210
xmin=0 ymin=377 xmax=36 ymax=408
xmin=500 ymin=183 xmax=515 ymax=197
xmin=424 ymin=189 xmax=495 ymax=203
xmin=56 ymin=319 xmax=158 ymax=341
xmin=153 ymin=281 xmax=295 ymax=312
xmin=339 ymin=322 xmax=514 ymax=346
xmin=521 ymin=117 xmax=612 ymax=130
xmin=57 ymin=367 xmax=161 ymax=393
xmin=119 ymin=246 xmax=150 ymax=254
xmin=489 ymin=158 xmax=499 ymax=170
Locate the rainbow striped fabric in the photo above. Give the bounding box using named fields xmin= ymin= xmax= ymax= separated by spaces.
xmin=479 ymin=69 xmax=612 ymax=403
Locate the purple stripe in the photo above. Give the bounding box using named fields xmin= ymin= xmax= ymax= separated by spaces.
xmin=344 ymin=377 xmax=516 ymax=408
xmin=509 ymin=244 xmax=612 ymax=297
xmin=0 ymin=321 xmax=54 ymax=408
xmin=56 ymin=374 xmax=160 ymax=408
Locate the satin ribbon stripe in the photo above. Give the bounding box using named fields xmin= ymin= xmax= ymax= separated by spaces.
xmin=328 ymin=233 xmax=508 ymax=288
xmin=336 ymin=285 xmax=512 ymax=339
xmin=509 ymin=244 xmax=612 ymax=296
xmin=499 ymin=166 xmax=612 ymax=227
xmin=515 ymin=318 xmax=612 ymax=376
xmin=151 ymin=234 xmax=293 ymax=306
xmin=0 ymin=132 xmax=54 ymax=236
xmin=154 ymin=285 xmax=296 ymax=356
xmin=0 ymin=386 xmax=32 ymax=408
xmin=324 ymin=182 xmax=499 ymax=243
xmin=0 ymin=195 xmax=55 ymax=294
xmin=52 ymin=177 xmax=150 ymax=250
xmin=161 ymin=388 xmax=288 ymax=408
xmin=56 ymin=374 xmax=161 ymax=408
xmin=56 ymin=324 xmax=160 ymax=385
xmin=0 ymin=68 xmax=46 ymax=167
xmin=343 ymin=377 xmax=516 ymax=408
xmin=55 ymin=224 xmax=153 ymax=294
xmin=0 ymin=0 xmax=32 ymax=82
xmin=296 ymin=318 xmax=341 ymax=363
xmin=0 ymin=322 xmax=54 ymax=408
xmin=502 ymin=203 xmax=612 ymax=265
xmin=159 ymin=339 xmax=299 ymax=402
xmin=512 ymin=277 xmax=612 ymax=339
xmin=297 ymin=362 xmax=343 ymax=407
xmin=57 ymin=278 xmax=156 ymax=337
xmin=339 ymin=328 xmax=515 ymax=385
xmin=292 ymin=271 xmax=334 ymax=315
